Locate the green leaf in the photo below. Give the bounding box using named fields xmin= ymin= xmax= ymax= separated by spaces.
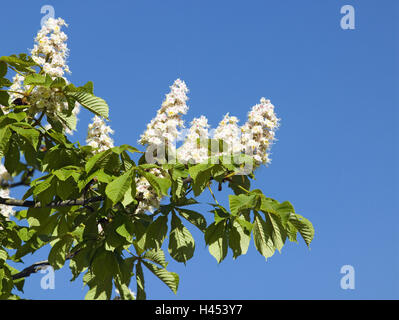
xmin=176 ymin=208 xmax=207 ymax=232
xmin=92 ymin=250 xmax=119 ymax=279
xmin=204 ymin=221 xmax=228 ymax=263
xmin=188 ymin=163 xmax=224 ymax=196
xmin=135 ymin=262 xmax=146 ymax=300
xmin=288 ymin=214 xmax=314 ymax=247
xmin=264 ymin=212 xmax=286 ymax=253
xmin=64 ymin=90 xmax=109 ymax=119
xmin=253 ymin=212 xmax=275 ymax=260
xmin=0 ymin=61 xmax=7 ymax=78
xmin=23 ymin=74 xmax=52 ymax=87
xmin=139 ymin=169 xmax=171 ymax=197
xmin=4 ymin=134 xmax=21 ymax=174
xmin=143 ymin=215 xmax=168 ymax=250
xmin=0 ymin=126 xmax=12 ymax=158
xmin=0 ymin=78 xmax=12 ymax=88
xmin=229 ymin=194 xmax=258 ymax=215
xmin=0 ymin=54 xmax=36 ymax=73
xmin=56 ymin=110 xmax=77 ymax=132
xmin=85 ymin=149 xmax=121 ymax=174
xmin=115 ymin=219 xmax=135 ymax=243
xmin=168 ymin=212 xmax=195 ymax=263
xmin=48 ymin=235 xmax=73 ymax=270
xmin=50 ymin=77 xmax=67 ymax=89
xmin=143 ymin=249 xmax=168 ymax=268
xmin=142 ymin=261 xmax=179 ymax=294
xmin=0 ymin=248 xmax=8 ymax=262
xmin=105 ymin=169 xmax=134 ymax=204
xmin=10 ymin=124 xmax=39 ymax=150
xmin=228 ymin=175 xmax=251 ymax=195
xmin=229 ymin=219 xmax=251 ymax=259
xmin=84 ymin=275 xmax=113 ymax=300
xmin=0 ymin=91 xmax=9 ymax=107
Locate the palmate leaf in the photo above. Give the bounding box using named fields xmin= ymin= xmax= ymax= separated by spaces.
xmin=64 ymin=90 xmax=109 ymax=119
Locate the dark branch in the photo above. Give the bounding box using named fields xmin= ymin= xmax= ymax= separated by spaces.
xmin=0 ymin=195 xmax=104 ymax=208
xmin=12 ymin=251 xmax=79 ymax=280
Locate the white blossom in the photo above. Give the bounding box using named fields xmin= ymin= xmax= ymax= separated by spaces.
xmin=86 ymin=116 xmax=114 ymax=153
xmin=213 ymin=113 xmax=243 ymax=157
xmin=31 ymin=17 xmax=70 ymax=78
xmin=0 ymin=164 xmax=13 ymax=219
xmin=240 ymin=97 xmax=279 ymax=165
xmin=134 ymin=168 xmax=164 ymax=215
xmin=178 ymin=116 xmax=210 ymax=164
xmin=139 ymin=79 xmax=189 ymax=158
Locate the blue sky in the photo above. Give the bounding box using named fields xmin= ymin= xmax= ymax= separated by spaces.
xmin=1 ymin=0 xmax=398 ymax=299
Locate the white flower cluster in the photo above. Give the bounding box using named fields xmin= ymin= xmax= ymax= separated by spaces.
xmin=140 ymin=80 xmax=279 ymax=169
xmin=0 ymin=164 xmax=13 ymax=220
xmin=86 ymin=116 xmax=114 ymax=153
xmin=213 ymin=113 xmax=243 ymax=157
xmin=134 ymin=168 xmax=164 ymax=215
xmin=29 ymin=17 xmax=80 ymax=128
xmin=9 ymin=74 xmax=26 ymax=101
xmin=31 ymin=17 xmax=70 ymax=77
xmin=241 ymin=97 xmax=279 ymax=164
xmin=139 ymin=79 xmax=189 ymax=149
xmin=177 ymin=116 xmax=210 ymax=164
xmin=2 ymin=18 xmax=80 ymax=134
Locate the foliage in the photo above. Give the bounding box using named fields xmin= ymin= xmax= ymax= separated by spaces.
xmin=0 ymin=26 xmax=314 ymax=300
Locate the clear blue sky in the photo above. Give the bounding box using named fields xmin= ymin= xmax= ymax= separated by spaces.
xmin=1 ymin=0 xmax=398 ymax=299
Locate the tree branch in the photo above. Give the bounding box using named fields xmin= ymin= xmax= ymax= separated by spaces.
xmin=12 ymin=251 xmax=78 ymax=280
xmin=0 ymin=196 xmax=104 ymax=208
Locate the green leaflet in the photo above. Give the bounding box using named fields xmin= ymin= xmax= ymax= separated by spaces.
xmin=288 ymin=213 xmax=315 ymax=247
xmin=64 ymin=90 xmax=109 ymax=119
xmin=253 ymin=213 xmax=275 ymax=260
xmin=142 ymin=260 xmax=179 ymax=295
xmin=143 ymin=215 xmax=168 ymax=250
xmin=48 ymin=235 xmax=73 ymax=270
xmin=228 ymin=219 xmax=251 ymax=259
xmin=176 ymin=208 xmax=207 ymax=232
xmin=204 ymin=221 xmax=228 ymax=263
xmin=168 ymin=212 xmax=195 ymax=263
xmin=229 ymin=193 xmax=258 ymax=215
xmin=23 ymin=73 xmax=52 ymax=87
xmin=143 ymin=249 xmax=168 ymax=268
xmin=105 ymin=168 xmax=135 ymax=204
xmin=135 ymin=262 xmax=146 ymax=300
